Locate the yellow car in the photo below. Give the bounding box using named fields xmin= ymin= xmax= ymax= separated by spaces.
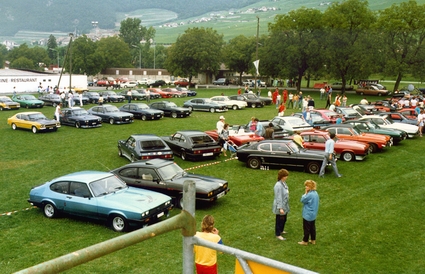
xmin=0 ymin=96 xmax=20 ymax=110
xmin=7 ymin=112 xmax=61 ymax=133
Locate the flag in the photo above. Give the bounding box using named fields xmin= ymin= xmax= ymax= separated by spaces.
xmin=253 ymin=60 xmax=260 ymax=76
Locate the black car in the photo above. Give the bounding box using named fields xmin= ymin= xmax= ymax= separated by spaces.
xmin=98 ymin=91 xmax=124 ymax=103
xmin=149 ymin=80 xmax=167 ymax=87
xmin=119 ymin=103 xmax=164 ymax=120
xmin=183 ymin=98 xmax=228 ymax=113
xmin=343 ymin=119 xmax=407 ymax=144
xmin=83 ymin=91 xmax=100 ymax=104
xmin=118 ymin=134 xmax=173 ymax=162
xmin=161 ymin=130 xmax=222 ymax=161
xmin=72 ymin=94 xmax=90 ymax=105
xmin=87 ymin=104 xmax=134 ymax=124
xmin=212 ymin=78 xmax=229 ymax=85
xmin=236 ymin=139 xmax=326 ymax=173
xmin=118 ymin=90 xmax=146 ymax=101
xmin=59 ymin=107 xmax=102 ymax=128
xmin=111 ymin=159 xmax=229 ymax=208
xmin=149 ymin=101 xmax=191 ymax=118
xmin=228 ymin=94 xmax=264 ymax=108
xmin=243 ymin=93 xmax=272 ymax=105
xmin=38 ymin=94 xmax=61 ymax=107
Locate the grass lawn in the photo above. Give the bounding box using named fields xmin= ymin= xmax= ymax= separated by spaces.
xmin=0 ymin=87 xmax=424 ymax=273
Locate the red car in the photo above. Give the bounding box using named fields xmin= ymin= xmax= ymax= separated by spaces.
xmin=398 ymin=108 xmax=417 ymax=119
xmin=298 ymin=130 xmax=370 ymax=162
xmin=148 ymin=88 xmax=172 ymax=98
xmin=310 ymin=109 xmax=345 ymax=124
xmin=174 ymin=79 xmax=194 ymax=87
xmin=162 ymin=88 xmax=187 ymax=98
xmin=205 ymin=130 xmax=264 ymax=147
xmin=322 ymin=124 xmax=392 ymax=153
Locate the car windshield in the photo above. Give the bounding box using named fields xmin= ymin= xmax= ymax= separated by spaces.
xmin=166 ymin=102 xmax=178 ymax=108
xmin=286 ymin=118 xmax=307 ymax=126
xmin=28 ymin=113 xmax=47 ymax=120
xmin=0 ymin=97 xmax=13 ymax=102
xmin=135 ymin=103 xmax=149 ymax=109
xmin=157 ymin=163 xmax=186 ymax=181
xmin=343 ymin=109 xmax=358 ymax=115
xmin=287 ymin=141 xmax=300 ymax=153
xmin=104 ymin=106 xmax=119 ymax=112
xmin=204 ymin=99 xmax=212 ymax=103
xmin=89 ymin=175 xmax=126 ymax=197
xmin=22 ymin=95 xmax=37 ymax=100
xmin=72 ymin=109 xmax=88 ymax=116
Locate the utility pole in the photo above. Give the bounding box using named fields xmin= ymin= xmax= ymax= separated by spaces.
xmin=255 ymin=16 xmax=259 ymax=93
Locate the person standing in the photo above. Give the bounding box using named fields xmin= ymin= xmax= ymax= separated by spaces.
xmin=320 ymin=87 xmax=325 ymax=100
xmin=220 ymin=123 xmax=230 ymax=156
xmin=417 ymin=109 xmax=424 ymax=137
xmin=145 ymin=89 xmax=151 ymax=103
xmin=216 ymin=116 xmax=225 ymax=134
xmin=273 ymin=169 xmax=290 ymax=241
xmin=298 ymin=180 xmax=320 ymax=246
xmin=127 ymin=89 xmax=132 ymax=103
xmin=264 ymin=122 xmax=275 ymax=140
xmin=55 ymin=103 xmax=62 ymax=122
xmin=325 ymin=93 xmax=332 ymax=109
xmin=194 ymin=215 xmax=223 ymax=274
xmin=293 ymin=131 xmax=304 ymax=148
xmin=79 ymin=92 xmax=83 ymax=107
xmin=288 ymin=92 xmax=294 ymax=108
xmin=283 ymin=89 xmax=288 ymax=105
xmin=319 ymin=133 xmax=342 ymax=178
xmin=67 ymin=91 xmax=74 ymax=107
xmin=278 ymin=102 xmax=286 ymax=117
xmin=254 ymin=118 xmax=264 ymax=137
xmin=342 ymin=94 xmax=348 ymax=106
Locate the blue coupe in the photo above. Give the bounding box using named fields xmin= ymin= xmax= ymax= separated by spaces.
xmin=28 ymin=171 xmax=173 ymax=232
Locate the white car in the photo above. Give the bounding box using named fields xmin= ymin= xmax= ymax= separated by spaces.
xmin=359 ymin=115 xmax=419 ymax=138
xmin=270 ymin=116 xmax=313 ymax=134
xmin=120 ymin=81 xmax=138 ymax=88
xmin=210 ymin=96 xmax=247 ymax=110
xmin=137 ymin=78 xmax=154 ymax=85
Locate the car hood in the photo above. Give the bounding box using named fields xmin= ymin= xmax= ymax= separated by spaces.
xmin=99 ymin=187 xmax=170 ymax=211
xmin=172 ymin=174 xmax=227 ymax=192
xmin=36 ymin=118 xmax=60 ymax=125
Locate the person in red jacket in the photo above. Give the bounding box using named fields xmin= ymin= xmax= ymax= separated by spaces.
xmin=283 ymin=89 xmax=288 ymax=104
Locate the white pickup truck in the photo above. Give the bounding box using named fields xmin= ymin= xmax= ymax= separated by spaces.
xmin=242 ymin=79 xmax=266 ymax=87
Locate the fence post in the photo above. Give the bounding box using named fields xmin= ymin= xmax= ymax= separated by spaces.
xmin=182 ymin=180 xmax=196 ymax=274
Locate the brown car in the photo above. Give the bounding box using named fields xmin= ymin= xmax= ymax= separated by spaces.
xmin=356 ymin=86 xmax=390 ymax=96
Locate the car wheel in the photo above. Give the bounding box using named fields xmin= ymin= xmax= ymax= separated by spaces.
xmin=188 ymin=106 xmax=193 ymax=112
xmin=232 ymin=105 xmax=238 ymax=110
xmin=369 ymin=143 xmax=378 ymax=153
xmin=110 ymin=214 xmax=128 ymax=232
xmin=109 ymin=118 xmax=114 ymax=125
xmin=0 ymin=106 xmax=3 ymax=111
xmin=181 ymin=151 xmax=187 ymax=161
xmin=32 ymin=126 xmax=38 ymax=134
xmin=26 ymin=104 xmax=29 ymax=109
xmin=118 ymin=148 xmax=123 ymax=157
xmin=12 ymin=123 xmax=17 ymax=130
xmin=75 ymin=122 xmax=81 ymax=128
xmin=53 ymin=103 xmax=57 ymax=107
xmin=341 ymin=152 xmax=355 ymax=162
xmin=124 ymin=85 xmax=127 ymax=88
xmin=306 ymin=161 xmax=320 ymax=174
xmin=131 ymin=154 xmax=137 ymax=162
xmin=175 ymin=195 xmax=184 ymax=209
xmin=247 ymin=157 xmax=261 ymax=169
xmin=360 ymin=92 xmax=364 ymax=96
xmin=210 ymin=108 xmax=215 ymax=113
xmin=171 ymin=112 xmax=178 ymax=118
xmin=43 ymin=202 xmax=58 ymax=218
xmin=141 ymin=115 xmax=147 ymax=121
xmin=378 ymin=93 xmax=382 ymax=96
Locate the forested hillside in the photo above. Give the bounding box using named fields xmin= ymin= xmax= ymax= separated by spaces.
xmin=0 ymin=0 xmax=258 ymax=36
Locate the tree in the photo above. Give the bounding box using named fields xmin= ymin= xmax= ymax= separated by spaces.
xmin=376 ymin=0 xmax=425 ymax=91
xmin=47 ymin=34 xmax=58 ymax=64
xmin=222 ymin=35 xmax=256 ymax=85
xmin=70 ymin=35 xmax=102 ymax=76
xmin=266 ymin=8 xmax=325 ymax=90
xmin=164 ymin=27 xmax=224 ymax=83
xmin=7 ymin=44 xmax=50 ymax=70
xmin=0 ymin=44 xmax=7 ymax=69
xmin=95 ymin=37 xmax=132 ymax=71
xmin=323 ymin=0 xmax=377 ymax=93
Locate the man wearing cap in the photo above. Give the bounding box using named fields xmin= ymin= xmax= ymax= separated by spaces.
xmin=217 ymin=116 xmax=225 ymax=135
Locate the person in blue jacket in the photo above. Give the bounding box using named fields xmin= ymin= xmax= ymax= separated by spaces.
xmin=298 ymin=180 xmax=320 ymax=246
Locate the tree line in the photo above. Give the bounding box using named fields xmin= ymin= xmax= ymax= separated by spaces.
xmin=2 ymin=0 xmax=425 ymax=92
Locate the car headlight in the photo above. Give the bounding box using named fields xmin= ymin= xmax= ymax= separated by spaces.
xmin=141 ymin=210 xmax=150 ymax=217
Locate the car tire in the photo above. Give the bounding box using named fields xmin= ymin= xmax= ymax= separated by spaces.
xmin=171 ymin=112 xmax=178 ymax=118
xmin=53 ymin=103 xmax=57 ymax=107
xmin=131 ymin=154 xmax=137 ymax=162
xmin=341 ymin=152 xmax=355 ymax=162
xmin=43 ymin=202 xmax=58 ymax=218
xmin=75 ymin=122 xmax=81 ymax=128
xmin=110 ymin=214 xmax=128 ymax=232
xmin=26 ymin=104 xmax=29 ymax=109
xmin=175 ymin=195 xmax=184 ymax=209
xmin=32 ymin=126 xmax=38 ymax=134
xmin=118 ymin=148 xmax=123 ymax=157
xmin=232 ymin=105 xmax=238 ymax=110
xmin=360 ymin=92 xmax=364 ymax=96
xmin=109 ymin=118 xmax=114 ymax=125
xmin=141 ymin=115 xmax=147 ymax=121
xmin=11 ymin=123 xmax=17 ymax=130
xmin=306 ymin=161 xmax=320 ymax=174
xmin=369 ymin=143 xmax=378 ymax=153
xmin=210 ymin=108 xmax=215 ymax=113
xmin=181 ymin=151 xmax=187 ymax=161
xmin=247 ymin=157 xmax=261 ymax=169
xmin=0 ymin=106 xmax=3 ymax=111
xmin=251 ymin=104 xmax=256 ymax=108
xmin=188 ymin=106 xmax=193 ymax=112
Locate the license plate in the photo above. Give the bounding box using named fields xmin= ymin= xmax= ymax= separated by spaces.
xmin=125 ymin=118 xmax=129 ymax=121
xmin=157 ymin=212 xmax=164 ymax=218
xmin=217 ymin=191 xmax=225 ymax=199
xmin=203 ymin=152 xmax=213 ymax=156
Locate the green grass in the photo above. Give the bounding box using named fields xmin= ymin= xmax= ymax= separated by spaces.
xmin=1 ymin=87 xmax=424 ymax=273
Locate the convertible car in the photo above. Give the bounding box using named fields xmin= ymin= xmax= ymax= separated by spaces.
xmin=111 ymin=159 xmax=229 ymax=208
xmin=118 ymin=134 xmax=174 ymax=162
xmin=119 ymin=103 xmax=164 ymax=120
xmin=236 ymin=139 xmax=327 ymax=173
xmin=87 ymin=104 xmax=134 ymax=125
xmin=7 ymin=111 xmax=60 ymax=133
xmin=162 ymin=130 xmax=222 ymax=161
xmin=28 ymin=171 xmax=173 ymax=232
xmin=12 ymin=94 xmax=44 ymax=108
xmin=59 ymin=107 xmax=102 ymax=128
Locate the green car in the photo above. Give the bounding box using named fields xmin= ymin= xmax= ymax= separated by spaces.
xmin=12 ymin=94 xmax=44 ymax=108
xmin=343 ymin=120 xmax=408 ymax=144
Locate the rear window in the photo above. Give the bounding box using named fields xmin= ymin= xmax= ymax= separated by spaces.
xmin=140 ymin=140 xmax=166 ymax=149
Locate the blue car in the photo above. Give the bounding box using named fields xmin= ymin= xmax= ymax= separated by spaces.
xmin=28 ymin=171 xmax=173 ymax=232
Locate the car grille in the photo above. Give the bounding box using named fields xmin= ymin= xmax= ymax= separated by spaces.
xmin=211 ymin=183 xmax=228 ymax=197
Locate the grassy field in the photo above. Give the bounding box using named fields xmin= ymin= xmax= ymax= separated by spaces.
xmin=1 ymin=87 xmax=424 ymax=273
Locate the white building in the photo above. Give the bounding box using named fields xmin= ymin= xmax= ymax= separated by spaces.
xmin=0 ymin=69 xmax=87 ymax=94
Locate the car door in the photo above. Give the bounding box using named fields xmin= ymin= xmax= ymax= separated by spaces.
xmin=121 ymin=136 xmax=136 ymax=159
xmin=303 ymin=134 xmax=326 ymax=151
xmin=64 ymin=181 xmax=98 ymax=217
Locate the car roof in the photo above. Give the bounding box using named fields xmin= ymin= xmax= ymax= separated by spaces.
xmin=130 ymin=134 xmax=162 ymax=140
xmin=322 ymin=124 xmax=355 ymax=129
xmin=15 ymin=111 xmax=42 ymax=115
xmin=119 ymin=158 xmax=172 ymax=168
xmin=53 ymin=171 xmax=113 ymax=183
xmin=175 ymin=130 xmax=206 ymax=135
